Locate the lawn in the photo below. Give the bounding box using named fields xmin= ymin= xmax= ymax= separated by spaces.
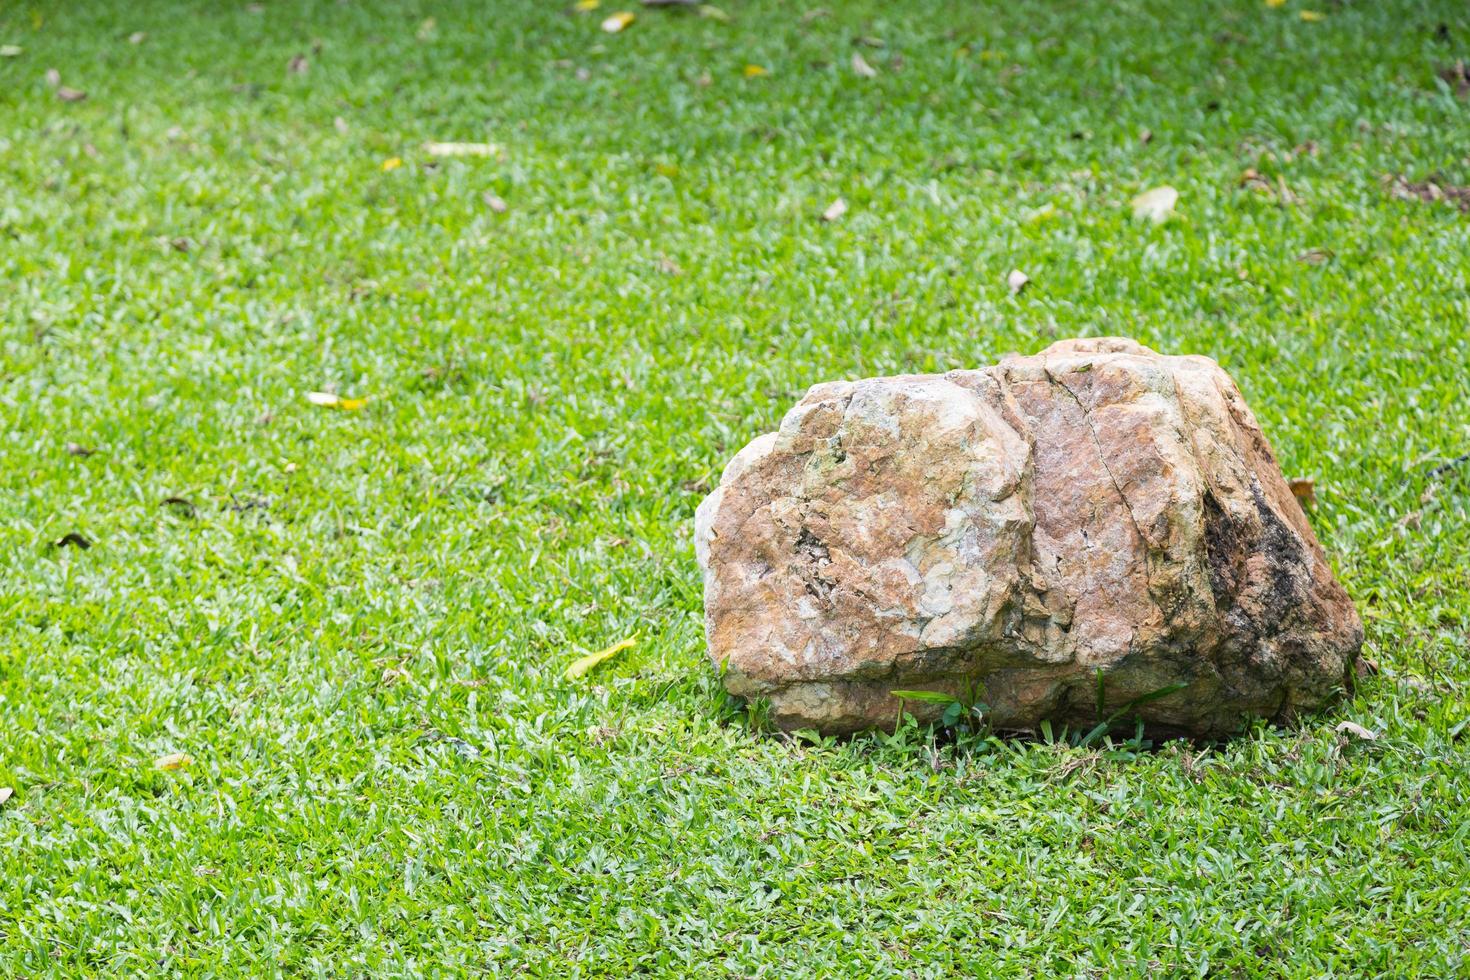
xmin=2 ymin=0 xmax=1469 ymax=974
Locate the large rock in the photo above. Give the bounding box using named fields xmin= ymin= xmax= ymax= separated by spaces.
xmin=695 ymin=338 xmax=1362 ymax=738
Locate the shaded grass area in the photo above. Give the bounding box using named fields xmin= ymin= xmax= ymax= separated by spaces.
xmin=2 ymin=0 xmax=1469 ymax=973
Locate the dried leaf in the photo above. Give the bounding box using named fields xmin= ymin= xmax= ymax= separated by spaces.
xmin=65 ymin=442 xmax=98 ymax=456
xmin=601 ymin=11 xmax=635 ymax=32
xmin=698 ymin=5 xmax=730 ymax=21
xmin=566 ymin=635 xmax=638 ymax=680
xmin=574 ymin=0 xmax=600 ymax=9
xmin=1130 ymin=185 xmax=1178 ymax=223
xmin=851 ymin=52 xmax=877 ymax=78
xmin=424 ymin=141 xmax=498 ymax=158
xmin=0 ymin=787 xmax=11 ymax=806
xmin=153 ymin=752 xmax=194 ymax=771
xmin=483 ymin=192 xmax=508 ymax=213
xmin=45 ymin=67 xmax=60 ymax=86
xmin=306 ymin=391 xmax=367 ymax=410
xmin=1264 ymin=0 xmax=1285 ymax=6
xmin=654 ymin=162 xmax=679 ymax=177
xmin=743 ymin=63 xmax=769 ymax=77
xmin=820 ymin=197 xmax=847 ymax=222
xmin=57 ymin=85 xmax=86 ymax=102
xmin=0 ymin=45 xmax=22 ymax=57
xmin=53 ymin=532 xmax=92 ymax=550
xmin=1299 ymin=10 xmax=1324 ymax=21
xmin=1288 ymin=478 xmax=1316 ymax=506
xmin=1296 ymin=248 xmax=1333 ymax=265
xmin=1007 ymin=269 xmax=1031 ymax=295
xmin=1334 ymin=720 xmax=1377 ymax=740
xmin=382 ymin=156 xmax=403 ymax=171
xmin=129 ymin=31 xmax=147 ymax=44
xmin=288 ymin=53 xmax=308 ymax=74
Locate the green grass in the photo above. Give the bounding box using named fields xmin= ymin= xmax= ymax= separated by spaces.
xmin=3 ymin=0 xmax=1469 ymax=974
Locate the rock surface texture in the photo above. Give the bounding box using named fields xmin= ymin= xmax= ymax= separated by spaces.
xmin=695 ymin=338 xmax=1362 ymax=737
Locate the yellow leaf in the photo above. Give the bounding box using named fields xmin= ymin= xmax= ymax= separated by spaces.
xmin=1130 ymin=185 xmax=1178 ymax=223
xmin=1264 ymin=0 xmax=1285 ymax=6
xmin=382 ymin=156 xmax=403 ymax=171
xmin=565 ymin=635 xmax=637 ymax=680
xmin=601 ymin=11 xmax=635 ymax=33
xmin=1299 ymin=9 xmax=1323 ymax=20
xmin=307 ymin=391 xmax=367 ymax=410
xmin=698 ymin=5 xmax=730 ymax=21
xmin=574 ymin=0 xmax=600 ymax=9
xmin=743 ymin=64 xmax=769 ymax=78
xmin=153 ymin=752 xmax=193 ymax=771
xmin=654 ymin=162 xmax=679 ymax=177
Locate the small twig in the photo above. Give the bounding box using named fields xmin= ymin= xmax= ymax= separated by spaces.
xmin=1427 ymin=452 xmax=1470 ymax=480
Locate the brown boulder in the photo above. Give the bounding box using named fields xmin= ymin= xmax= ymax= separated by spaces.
xmin=695 ymin=338 xmax=1362 ymax=738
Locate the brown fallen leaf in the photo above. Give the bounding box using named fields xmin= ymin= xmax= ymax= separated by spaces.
xmin=820 ymin=197 xmax=847 ymax=222
xmin=1354 ymin=655 xmax=1379 ymax=678
xmin=53 ymin=532 xmax=92 ymax=550
xmin=851 ymin=52 xmax=877 ymax=78
xmin=288 ymin=54 xmax=308 ymax=74
xmin=65 ymin=442 xmax=98 ymax=456
xmin=696 ymin=69 xmax=713 ymax=87
xmin=799 ymin=8 xmax=829 ymax=23
xmin=58 ymin=86 xmax=87 ymax=102
xmin=153 ymin=752 xmax=193 ymax=771
xmin=1386 ymin=174 xmax=1470 ymax=212
xmin=1007 ymin=269 xmax=1031 ymax=295
xmin=1288 ymin=478 xmax=1316 ymax=507
xmin=1438 ymin=60 xmax=1470 ymax=98
xmin=170 ymin=237 xmax=192 ymax=252
xmin=1138 ymin=128 xmax=1153 ymax=145
xmin=1296 ymin=248 xmax=1333 ymax=265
